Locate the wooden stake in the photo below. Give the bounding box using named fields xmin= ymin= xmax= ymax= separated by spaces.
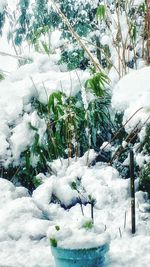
xmin=130 ymin=150 xmax=136 ymax=234
xmin=91 ymin=201 xmax=94 ymax=224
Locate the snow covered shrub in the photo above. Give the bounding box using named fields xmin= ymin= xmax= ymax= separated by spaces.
xmin=12 ymin=75 xmax=111 ymax=190
xmin=59 ymin=49 xmax=88 ymax=71
xmin=54 ymin=0 xmax=99 ymax=70
xmin=6 ymin=0 xmax=147 ymax=73
xmin=14 ymin=0 xmax=30 ymax=45
xmin=96 ymin=0 xmax=146 ymax=76
xmin=141 ymin=123 xmax=150 ymax=155
xmin=139 ymin=124 xmax=150 ymax=197
xmin=140 ymin=162 xmax=150 ymax=198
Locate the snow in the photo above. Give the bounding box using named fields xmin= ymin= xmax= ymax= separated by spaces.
xmin=48 ymin=221 xmax=110 ymax=249
xmin=0 ymin=57 xmax=150 ymax=266
xmin=0 ymin=0 xmax=6 ymax=13
xmin=0 ymin=178 xmax=53 ymax=267
xmin=0 ymin=153 xmax=150 ymax=266
xmin=112 ymin=67 xmax=150 ymax=134
xmin=0 ymin=1 xmax=150 ymax=266
xmin=0 ymin=53 xmax=89 ymax=166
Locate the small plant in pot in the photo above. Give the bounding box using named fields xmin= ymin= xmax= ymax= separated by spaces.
xmin=48 ymin=182 xmax=110 ymax=267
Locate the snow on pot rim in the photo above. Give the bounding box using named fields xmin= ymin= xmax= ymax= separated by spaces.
xmin=47 ymin=218 xmax=110 ymax=250
xmin=49 ymin=221 xmax=110 ymax=267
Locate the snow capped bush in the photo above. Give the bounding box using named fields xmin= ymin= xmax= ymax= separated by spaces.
xmin=0 ymin=52 xmax=111 ymax=189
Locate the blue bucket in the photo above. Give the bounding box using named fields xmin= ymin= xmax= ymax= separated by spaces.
xmin=51 ymin=244 xmax=109 ymax=267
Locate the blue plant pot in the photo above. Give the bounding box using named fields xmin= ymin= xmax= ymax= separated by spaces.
xmin=51 ymin=243 xmax=109 ymax=267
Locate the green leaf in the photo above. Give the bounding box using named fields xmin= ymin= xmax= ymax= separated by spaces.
xmin=48 ymin=92 xmax=63 ymax=113
xmin=25 ymin=150 xmax=31 ymax=170
xmin=55 ymin=225 xmax=60 ymax=231
xmin=50 ymin=238 xmax=57 ymax=247
xmin=130 ymin=23 xmax=137 ymax=43
xmin=33 ymin=176 xmax=42 ymax=187
xmin=96 ymin=4 xmax=106 ymax=21
xmin=82 ymin=220 xmax=93 ymax=230
xmin=0 ymin=73 xmax=4 ymax=81
xmin=88 ymin=195 xmax=96 ymax=205
xmin=85 ymin=72 xmax=109 ymax=97
xmin=41 ymin=41 xmax=50 ymax=55
xmin=71 ymin=181 xmax=77 ymax=190
xmin=28 ymin=122 xmax=38 ymax=131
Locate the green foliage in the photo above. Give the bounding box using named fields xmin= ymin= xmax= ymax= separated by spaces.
xmin=96 ymin=4 xmax=106 ymax=21
xmin=140 ymin=162 xmax=150 ymax=197
xmin=0 ymin=3 xmax=6 ymax=35
xmin=0 ymin=72 xmax=4 ymax=81
xmin=59 ymin=49 xmax=86 ymax=70
xmin=71 ymin=181 xmax=78 ymax=191
xmin=50 ymin=238 xmax=57 ymax=247
xmin=58 ymin=0 xmax=95 ymax=37
xmin=41 ymin=41 xmax=50 ymax=55
xmin=85 ymin=72 xmax=109 ymax=97
xmin=55 ymin=225 xmax=60 ymax=231
xmin=130 ymin=23 xmax=137 ymax=44
xmin=33 ymin=176 xmax=42 ymax=187
xmin=15 ymin=0 xmax=30 ymax=45
xmin=88 ymin=195 xmax=96 ymax=205
xmin=82 ymin=219 xmax=93 ymax=230
xmin=1 ymin=69 xmax=111 ymax=190
xmin=139 ymin=124 xmax=150 ymax=197
xmin=141 ymin=124 xmax=150 ymax=154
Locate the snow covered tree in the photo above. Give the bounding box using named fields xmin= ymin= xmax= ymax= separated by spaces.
xmin=14 ymin=0 xmax=30 ymax=45
xmin=56 ymin=0 xmax=101 ymax=69
xmin=11 ymin=0 xmax=101 ymax=69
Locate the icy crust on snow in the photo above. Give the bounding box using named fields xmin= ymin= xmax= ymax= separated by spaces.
xmin=0 ymin=53 xmax=89 ymax=166
xmin=112 ymin=67 xmax=150 ymax=133
xmin=0 ymin=152 xmax=150 ymax=266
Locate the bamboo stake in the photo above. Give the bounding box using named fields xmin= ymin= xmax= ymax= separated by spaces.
xmin=130 ymin=150 xmax=136 ymax=234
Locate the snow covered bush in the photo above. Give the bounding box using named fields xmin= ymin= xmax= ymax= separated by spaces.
xmin=140 ymin=162 xmax=150 ymax=197
xmin=0 ymin=50 xmax=111 ymax=190
xmin=16 ymin=76 xmax=111 ymax=190
xmin=139 ymin=124 xmax=150 ymax=196
xmin=96 ymin=0 xmax=146 ymax=76
xmin=5 ymin=0 xmax=147 ymax=73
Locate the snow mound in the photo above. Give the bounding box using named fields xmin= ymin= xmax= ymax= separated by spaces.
xmin=112 ymin=67 xmax=150 ymax=133
xmin=0 ymin=151 xmax=150 ymax=266
xmin=0 ymin=53 xmax=89 ymax=166
xmin=0 ymin=178 xmax=53 ymax=266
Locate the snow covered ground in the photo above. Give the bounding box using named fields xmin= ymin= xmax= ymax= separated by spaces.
xmin=0 ymin=52 xmax=150 ymax=266
xmin=0 ymin=152 xmax=150 ymax=266
xmin=0 ymin=1 xmax=150 ymax=266
xmin=112 ymin=67 xmax=150 ymax=134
